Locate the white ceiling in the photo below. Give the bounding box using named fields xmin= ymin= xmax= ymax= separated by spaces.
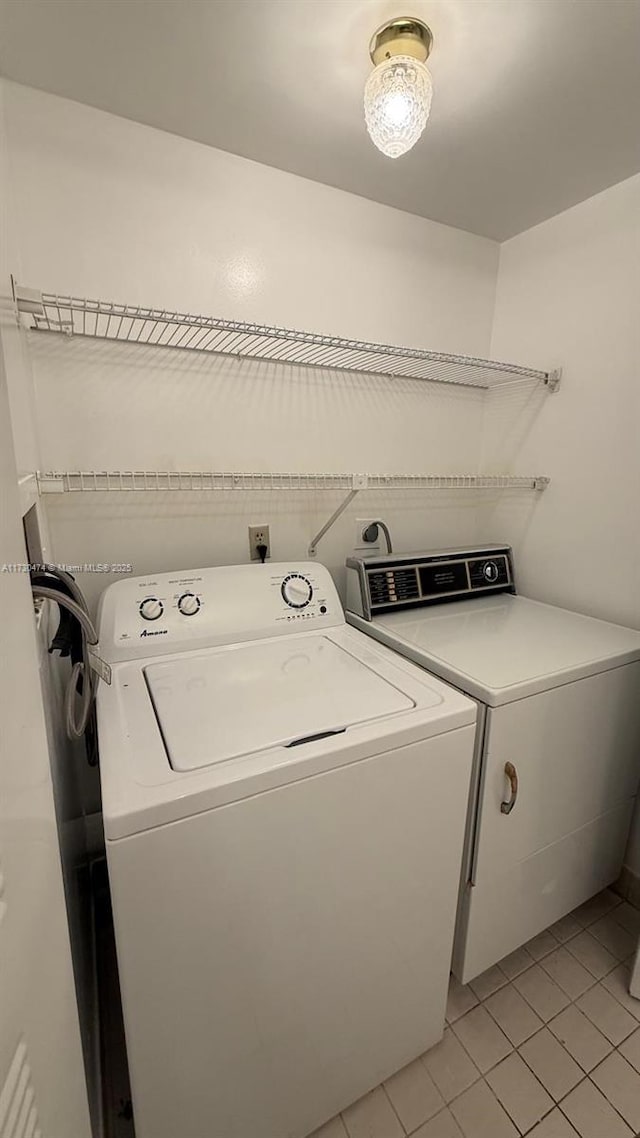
xmin=1 ymin=0 xmax=639 ymax=240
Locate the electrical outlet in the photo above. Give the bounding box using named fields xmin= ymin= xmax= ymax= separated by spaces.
xmin=249 ymin=524 xmax=271 ymax=561
xmin=353 ymin=518 xmax=383 ymax=557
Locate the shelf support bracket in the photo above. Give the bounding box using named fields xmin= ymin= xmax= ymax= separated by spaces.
xmin=308 ymin=475 xmax=368 ymax=556
xmin=545 ymin=368 xmax=562 ymax=393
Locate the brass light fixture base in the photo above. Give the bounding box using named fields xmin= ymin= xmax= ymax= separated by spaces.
xmin=369 ymin=17 xmax=433 ymax=66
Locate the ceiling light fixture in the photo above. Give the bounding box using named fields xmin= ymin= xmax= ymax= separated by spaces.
xmin=364 ymin=17 xmax=433 ymax=159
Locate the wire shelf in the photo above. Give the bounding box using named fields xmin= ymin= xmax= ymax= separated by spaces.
xmin=36 ymin=471 xmax=551 ymax=494
xmin=16 ymin=285 xmax=556 ymax=391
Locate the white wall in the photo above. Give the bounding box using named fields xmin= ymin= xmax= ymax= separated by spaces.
xmin=4 ymin=82 xmax=498 ymax=351
xmin=489 ymin=174 xmax=640 ymax=871
xmin=0 ymin=82 xmax=91 ymax=1138
xmin=0 ymin=83 xmax=101 ymax=1130
xmin=0 ymin=81 xmax=519 ymax=610
xmin=489 ymin=174 xmax=640 ymax=626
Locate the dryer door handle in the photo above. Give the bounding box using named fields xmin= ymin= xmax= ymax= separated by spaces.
xmin=500 ymin=762 xmax=518 ymax=815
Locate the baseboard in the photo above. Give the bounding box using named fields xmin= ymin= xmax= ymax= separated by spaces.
xmin=616 ymin=865 xmax=640 ymax=909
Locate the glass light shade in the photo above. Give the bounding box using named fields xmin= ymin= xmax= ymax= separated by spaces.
xmin=364 ymin=55 xmax=433 ymax=158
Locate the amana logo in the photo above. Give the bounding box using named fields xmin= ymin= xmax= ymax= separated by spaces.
xmin=140 ymin=628 xmax=168 ymax=637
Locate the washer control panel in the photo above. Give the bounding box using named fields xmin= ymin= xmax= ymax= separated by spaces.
xmin=346 ymin=545 xmax=514 ymax=618
xmin=98 ymin=561 xmax=342 ymax=663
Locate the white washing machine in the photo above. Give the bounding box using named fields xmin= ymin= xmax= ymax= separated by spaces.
xmin=96 ymin=561 xmax=476 ymax=1138
xmin=346 ymin=545 xmax=640 ymax=984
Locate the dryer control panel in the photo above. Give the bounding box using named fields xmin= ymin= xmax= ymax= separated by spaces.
xmin=346 ymin=545 xmax=515 ymax=620
xmin=97 ymin=561 xmax=342 ymax=663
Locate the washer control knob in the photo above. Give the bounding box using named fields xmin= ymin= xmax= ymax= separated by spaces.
xmin=281 ymin=574 xmax=313 ymax=609
xmin=483 ymin=560 xmax=499 ymax=583
xmin=139 ymin=596 xmax=164 ymax=621
xmin=178 ymin=592 xmax=200 ymax=616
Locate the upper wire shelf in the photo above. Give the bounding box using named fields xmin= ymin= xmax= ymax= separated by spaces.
xmin=15 ymin=285 xmax=559 ymax=392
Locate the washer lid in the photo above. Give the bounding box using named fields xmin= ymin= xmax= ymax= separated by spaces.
xmin=144 ymin=634 xmax=419 ymax=771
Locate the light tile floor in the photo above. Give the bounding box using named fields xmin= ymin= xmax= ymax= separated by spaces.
xmin=310 ymin=890 xmax=640 ymax=1138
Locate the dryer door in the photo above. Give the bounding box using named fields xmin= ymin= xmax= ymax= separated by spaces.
xmin=453 ymin=661 xmax=640 ymax=983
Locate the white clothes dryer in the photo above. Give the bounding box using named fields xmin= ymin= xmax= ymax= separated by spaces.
xmin=96 ymin=561 xmax=476 ymax=1138
xmin=346 ymin=545 xmax=640 ymax=984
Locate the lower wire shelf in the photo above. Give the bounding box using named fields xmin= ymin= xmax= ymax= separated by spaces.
xmin=35 ymin=469 xmax=550 ymax=555
xmin=36 ymin=470 xmax=550 ymax=494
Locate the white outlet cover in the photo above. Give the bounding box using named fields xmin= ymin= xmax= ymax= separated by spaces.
xmin=353 ymin=518 xmax=383 ymax=557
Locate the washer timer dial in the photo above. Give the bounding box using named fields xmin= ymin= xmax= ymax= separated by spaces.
xmin=483 ymin=561 xmax=499 ymax=583
xmin=281 ymin=573 xmax=313 ymax=609
xmin=139 ymin=596 xmax=164 ymax=621
xmin=178 ymin=592 xmax=200 ymax=616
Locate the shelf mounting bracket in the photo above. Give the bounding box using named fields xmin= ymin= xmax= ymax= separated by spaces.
xmin=36 ymin=472 xmax=65 ymax=494
xmin=308 ymin=475 xmax=368 ymax=557
xmin=545 ymin=368 xmax=562 ymax=393
xmin=13 ymin=278 xmax=45 ymax=317
xmin=13 ymin=278 xmax=73 ymax=334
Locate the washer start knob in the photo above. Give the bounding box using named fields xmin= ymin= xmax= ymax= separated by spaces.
xmin=139 ymin=596 xmax=164 ymax=621
xmin=281 ymin=574 xmax=313 ymax=609
xmin=483 ymin=560 xmax=499 ymax=583
xmin=178 ymin=592 xmax=200 ymax=616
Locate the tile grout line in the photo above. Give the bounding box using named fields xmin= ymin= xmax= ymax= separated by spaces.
xmin=519 ymin=1098 xmax=564 ymax=1136
xmin=333 ymin=895 xmax=637 ymax=1138
xmin=487 ymin=1063 xmax=557 ymax=1136
xmin=418 ymin=1045 xmax=485 ymax=1106
xmin=589 ymin=1052 xmax=640 ymax=1134
xmin=474 ymin=961 xmax=638 ymax=1088
xmin=554 ymin=1074 xmax=590 ymax=1136
xmin=444 ymin=899 xmax=639 ymax=1133
xmin=380 ymin=1079 xmax=409 ymax=1136
xmin=554 ymin=1071 xmax=639 ymax=1138
xmin=449 ymin=1014 xmax=509 ymax=1080
xmin=476 ymin=913 xmax=638 ymax=1047
xmin=443 ymin=1057 xmax=563 ymax=1138
xmin=444 ymin=1053 xmax=637 ymax=1137
xmin=510 ymin=1025 xmax=582 ymax=1105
